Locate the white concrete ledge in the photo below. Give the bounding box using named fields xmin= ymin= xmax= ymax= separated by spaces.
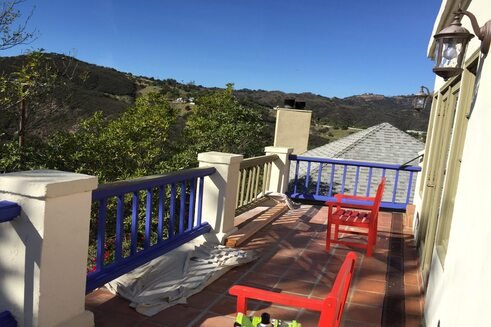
xmin=0 ymin=170 xmax=98 ymax=198
xmin=197 ymin=152 xmax=243 ymax=165
xmin=265 ymin=146 xmax=294 ymax=155
xmin=276 ymin=107 xmax=312 ymax=113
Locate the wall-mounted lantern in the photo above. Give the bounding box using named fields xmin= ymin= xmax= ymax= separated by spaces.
xmin=433 ymin=9 xmax=491 ymax=80
xmin=413 ymin=86 xmax=430 ymax=111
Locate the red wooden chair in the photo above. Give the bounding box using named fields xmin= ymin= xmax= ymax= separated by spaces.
xmin=229 ymin=252 xmax=356 ymax=327
xmin=325 ymin=177 xmax=386 ymax=257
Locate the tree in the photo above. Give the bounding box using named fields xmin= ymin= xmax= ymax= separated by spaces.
xmin=42 ymin=92 xmax=180 ymax=182
xmin=0 ymin=0 xmax=35 ymax=50
xmin=0 ymin=50 xmax=58 ymax=146
xmin=0 ymin=0 xmax=41 ymax=146
xmin=184 ymin=83 xmax=269 ymax=165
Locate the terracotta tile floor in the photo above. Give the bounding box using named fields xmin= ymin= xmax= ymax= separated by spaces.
xmin=86 ymin=205 xmax=424 ymax=327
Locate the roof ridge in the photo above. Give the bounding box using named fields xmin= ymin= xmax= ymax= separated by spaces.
xmin=385 ymin=123 xmax=425 ymax=146
xmin=334 ymin=123 xmax=387 ymax=158
xmin=302 ymin=128 xmax=366 ymax=156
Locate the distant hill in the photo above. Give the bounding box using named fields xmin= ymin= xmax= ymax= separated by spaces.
xmin=0 ymin=53 xmax=430 ymax=144
xmin=234 ymin=90 xmax=430 ymax=131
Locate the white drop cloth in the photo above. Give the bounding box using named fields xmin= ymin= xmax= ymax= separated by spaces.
xmin=105 ymin=234 xmax=257 ymax=316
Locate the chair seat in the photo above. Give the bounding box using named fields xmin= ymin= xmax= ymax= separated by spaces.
xmin=331 ymin=209 xmax=371 ymax=227
xmin=326 ymin=177 xmax=386 ymax=257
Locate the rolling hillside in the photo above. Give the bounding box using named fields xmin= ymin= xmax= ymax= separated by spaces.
xmin=0 ymin=53 xmax=430 ymax=145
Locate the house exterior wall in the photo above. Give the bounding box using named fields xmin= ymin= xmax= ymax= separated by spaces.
xmin=416 ymin=0 xmax=491 ymax=325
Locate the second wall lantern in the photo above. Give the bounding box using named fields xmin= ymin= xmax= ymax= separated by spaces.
xmin=433 ymin=8 xmax=491 ymax=80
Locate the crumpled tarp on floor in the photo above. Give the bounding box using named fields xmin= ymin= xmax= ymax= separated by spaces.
xmin=105 ymin=235 xmax=257 ymax=316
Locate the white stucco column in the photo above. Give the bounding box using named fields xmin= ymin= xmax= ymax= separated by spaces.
xmin=198 ymin=152 xmax=243 ymax=242
xmin=265 ymin=146 xmax=294 ymax=193
xmin=0 ymin=170 xmax=98 ymax=327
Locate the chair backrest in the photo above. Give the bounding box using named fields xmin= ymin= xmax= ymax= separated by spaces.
xmin=372 ymin=177 xmax=386 ymax=219
xmin=318 ymin=251 xmax=357 ymax=327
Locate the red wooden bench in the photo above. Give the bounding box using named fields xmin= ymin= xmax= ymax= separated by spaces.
xmin=325 ymin=177 xmax=386 ymax=256
xmin=229 ymin=251 xmax=356 ymax=327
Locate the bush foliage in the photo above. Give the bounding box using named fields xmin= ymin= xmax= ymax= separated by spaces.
xmin=0 ymin=85 xmax=269 ymax=182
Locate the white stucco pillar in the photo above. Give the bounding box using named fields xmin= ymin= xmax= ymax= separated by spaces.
xmin=198 ymin=152 xmax=243 ymax=242
xmin=265 ymin=146 xmax=294 ymax=193
xmin=0 ymin=170 xmax=97 ymax=327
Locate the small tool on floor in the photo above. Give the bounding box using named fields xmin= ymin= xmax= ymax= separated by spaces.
xmin=234 ymin=312 xmax=301 ymax=327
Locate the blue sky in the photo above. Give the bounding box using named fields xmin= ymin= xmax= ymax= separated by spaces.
xmin=4 ymin=0 xmax=441 ymax=97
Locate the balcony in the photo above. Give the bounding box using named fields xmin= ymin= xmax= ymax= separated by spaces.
xmin=85 ymin=206 xmax=423 ymax=327
xmin=0 ymin=145 xmax=423 ymax=326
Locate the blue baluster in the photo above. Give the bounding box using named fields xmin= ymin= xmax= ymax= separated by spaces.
xmin=96 ymin=198 xmax=107 ymax=271
xmin=366 ymin=167 xmax=373 ymax=196
xmin=130 ymin=192 xmax=140 ymax=254
xmin=157 ymin=185 xmax=164 ymax=242
xmin=169 ymin=184 xmax=176 ymax=238
xmin=145 ymin=189 xmax=152 ymax=249
xmin=354 ymin=166 xmax=360 ymax=195
xmin=341 ymin=165 xmax=348 ymax=193
xmin=179 ymin=181 xmax=186 ymax=235
xmin=293 ymin=160 xmax=300 ymax=194
xmin=305 ymin=161 xmax=311 ymax=192
xmin=328 ymin=164 xmax=335 ymax=196
xmin=188 ymin=178 xmax=196 ymax=231
xmin=315 ymin=162 xmax=323 ymax=195
xmin=131 ymin=192 xmax=139 ymax=255
xmin=115 ymin=195 xmax=124 ymax=261
xmin=392 ymin=170 xmax=400 ymax=203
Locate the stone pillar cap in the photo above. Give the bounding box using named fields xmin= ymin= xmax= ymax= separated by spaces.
xmin=277 ymin=108 xmax=312 ymax=113
xmin=264 ymin=146 xmax=294 ymax=154
xmin=0 ymin=170 xmax=98 ymax=198
xmin=198 ymin=152 xmax=243 ymax=165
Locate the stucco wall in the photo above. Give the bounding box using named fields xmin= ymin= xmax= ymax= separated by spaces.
xmin=422 ymin=0 xmax=491 ymax=325
xmin=273 ymin=108 xmax=312 ymax=155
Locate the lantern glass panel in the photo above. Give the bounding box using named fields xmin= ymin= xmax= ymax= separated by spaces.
xmin=437 ymin=37 xmax=466 ymax=68
xmin=413 ymin=94 xmax=428 ymax=111
xmin=415 ymin=97 xmax=425 ymax=110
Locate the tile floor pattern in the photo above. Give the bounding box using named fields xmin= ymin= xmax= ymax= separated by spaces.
xmin=85 ymin=205 xmax=424 ymax=327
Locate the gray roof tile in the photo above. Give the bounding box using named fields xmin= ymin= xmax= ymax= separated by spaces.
xmin=302 ymin=122 xmax=424 ymax=165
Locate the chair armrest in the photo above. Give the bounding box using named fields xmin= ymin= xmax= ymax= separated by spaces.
xmin=229 ymin=285 xmax=324 ymax=313
xmin=324 ymin=200 xmax=374 ymax=211
xmin=334 ymin=194 xmax=375 ymax=202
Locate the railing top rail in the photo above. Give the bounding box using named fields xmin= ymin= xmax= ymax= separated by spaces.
xmin=289 ymin=155 xmax=422 ymax=172
xmin=240 ymin=154 xmax=279 ymax=170
xmin=0 ymin=200 xmax=21 ymax=223
xmin=93 ymin=166 xmax=216 ymax=200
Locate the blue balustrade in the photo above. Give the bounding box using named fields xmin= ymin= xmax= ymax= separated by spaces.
xmin=288 ymin=155 xmax=421 ymax=211
xmin=86 ymin=167 xmax=216 ymax=293
xmin=0 ymin=201 xmax=21 ymax=223
xmin=0 ymin=310 xmax=17 ymax=327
